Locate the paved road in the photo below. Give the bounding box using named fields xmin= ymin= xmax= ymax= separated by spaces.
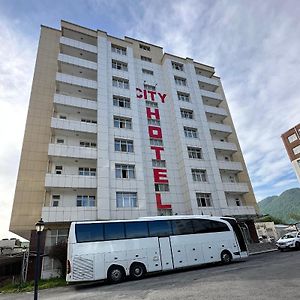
xmin=1 ymin=250 xmax=300 ymax=300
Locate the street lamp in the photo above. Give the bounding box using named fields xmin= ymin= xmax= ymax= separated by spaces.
xmin=34 ymin=218 xmax=45 ymax=300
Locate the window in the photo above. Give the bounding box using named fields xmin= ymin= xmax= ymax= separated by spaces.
xmin=141 ymin=55 xmax=152 ymax=62
xmin=112 ymin=59 xmax=128 ymax=71
xmin=76 ymin=195 xmax=96 ymax=207
xmin=288 ymin=134 xmax=297 ymax=143
xmin=154 ymin=183 xmax=170 ymax=192
xmin=148 ymin=119 xmax=160 ymax=126
xmin=104 ymin=223 xmax=125 ymax=240
xmin=78 ymin=167 xmax=96 ymax=176
xmin=79 ymin=141 xmax=97 ymax=148
xmin=184 ymin=127 xmax=198 ymax=138
xmin=172 ymin=61 xmax=184 ymax=71
xmin=56 ymin=138 xmax=64 ymax=144
xmin=145 ymin=100 xmax=158 ymax=107
xmin=116 ymin=192 xmax=137 ymax=208
xmin=112 ymin=77 xmax=129 ymax=89
xmin=192 ymin=169 xmax=207 ymax=182
xmin=192 ymin=219 xmax=213 ymax=233
xmin=180 ymin=108 xmax=193 ymax=119
xmin=293 ymin=145 xmax=300 ymax=155
xmin=111 ymin=44 xmax=126 ymax=55
xmin=187 ymin=147 xmax=202 ymax=159
xmin=172 ymin=219 xmax=193 ymax=235
xmin=148 ymin=221 xmax=172 ymax=237
xmin=144 ymin=84 xmax=156 ymax=91
xmin=177 ymin=92 xmax=190 ymax=102
xmin=59 ymin=115 xmax=67 ymax=120
xmin=196 ymin=193 xmax=212 ymax=207
xmin=76 ymin=223 xmax=104 ymax=243
xmin=150 ymin=138 xmax=163 ymax=146
xmin=152 ymin=159 xmax=166 ymax=168
xmin=235 ymin=198 xmax=241 ymax=206
xmin=115 ymin=164 xmax=135 ymax=179
xmin=81 ymin=118 xmax=97 ymax=124
xmin=125 ymin=222 xmax=149 ymax=238
xmin=174 ymin=76 xmax=187 ymax=86
xmin=139 ymin=44 xmax=151 ymax=51
xmin=113 ymin=95 xmax=131 ymax=108
xmin=114 ymin=138 xmax=134 ymax=152
xmin=113 ymin=116 xmax=132 ymax=129
xmin=55 ymin=165 xmax=63 ymax=175
xmin=52 ymin=195 xmax=60 ymax=207
xmin=142 ymin=68 xmax=153 ymax=75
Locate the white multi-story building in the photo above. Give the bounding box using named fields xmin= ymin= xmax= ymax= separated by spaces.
xmin=10 ymin=21 xmax=258 ymax=278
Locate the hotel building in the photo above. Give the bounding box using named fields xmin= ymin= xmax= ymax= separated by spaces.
xmin=10 ymin=21 xmax=258 ymax=277
xmin=282 ymin=123 xmax=300 ymax=183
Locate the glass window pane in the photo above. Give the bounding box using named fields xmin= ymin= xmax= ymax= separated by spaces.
xmin=76 ymin=223 xmax=104 ymax=242
xmin=104 ymin=223 xmax=125 ymax=240
xmin=125 ymin=222 xmax=149 ymax=238
xmin=192 ymin=219 xmax=213 ymax=234
xmin=172 ymin=219 xmax=194 ymax=235
xmin=148 ymin=221 xmax=172 ymax=237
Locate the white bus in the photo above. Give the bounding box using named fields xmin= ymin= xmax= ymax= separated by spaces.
xmin=66 ymin=215 xmax=248 ymax=283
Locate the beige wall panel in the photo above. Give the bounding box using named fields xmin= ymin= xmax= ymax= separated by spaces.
xmin=10 ymin=27 xmax=60 ymax=240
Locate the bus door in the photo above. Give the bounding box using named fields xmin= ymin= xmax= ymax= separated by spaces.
xmin=158 ymin=237 xmax=174 ymax=270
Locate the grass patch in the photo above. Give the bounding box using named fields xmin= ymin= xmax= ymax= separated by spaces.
xmin=0 ymin=277 xmax=67 ymax=294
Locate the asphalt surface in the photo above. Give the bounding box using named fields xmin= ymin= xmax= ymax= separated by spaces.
xmin=1 ymin=250 xmax=300 ymax=300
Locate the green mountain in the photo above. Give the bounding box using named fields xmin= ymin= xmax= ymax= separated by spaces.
xmin=258 ymin=188 xmax=300 ymax=224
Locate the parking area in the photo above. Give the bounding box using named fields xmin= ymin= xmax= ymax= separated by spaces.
xmin=1 ymin=250 xmax=300 ymax=300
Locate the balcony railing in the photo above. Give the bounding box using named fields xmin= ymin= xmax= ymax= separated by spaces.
xmin=45 ymin=174 xmax=97 ymax=189
xmin=60 ymin=36 xmax=97 ymax=53
xmin=217 ymin=161 xmax=243 ymax=172
xmin=51 ymin=117 xmax=97 ymax=134
xmin=58 ymin=53 xmax=97 ymax=70
xmin=56 ymin=72 xmax=97 ymax=89
xmin=54 ymin=94 xmax=97 ymax=110
xmin=222 ymin=182 xmax=249 ymax=193
xmin=213 ymin=141 xmax=237 ymax=152
xmin=204 ymin=105 xmax=228 ymax=117
xmin=48 ymin=144 xmax=97 ymax=159
xmin=208 ymin=122 xmax=232 ymax=134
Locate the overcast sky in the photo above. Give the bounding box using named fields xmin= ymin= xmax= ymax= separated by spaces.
xmin=0 ymin=0 xmax=299 ymax=240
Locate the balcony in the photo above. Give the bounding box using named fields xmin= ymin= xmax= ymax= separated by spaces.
xmin=223 ymin=182 xmax=249 ymax=193
xmin=42 ymin=206 xmax=97 ymax=223
xmin=51 ymin=117 xmax=97 ymax=134
xmin=48 ymin=144 xmax=97 ymax=159
xmin=201 ymin=90 xmax=223 ymax=106
xmin=56 ymin=73 xmax=97 ymax=90
xmin=208 ymin=122 xmax=232 ymax=135
xmin=45 ymin=174 xmax=97 ymax=189
xmin=217 ymin=161 xmax=243 ymax=172
xmin=54 ymin=94 xmax=97 ymax=110
xmin=204 ymin=105 xmax=227 ymax=117
xmin=213 ymin=141 xmax=237 ymax=152
xmin=221 ymin=206 xmax=256 ymax=217
xmin=60 ymin=36 xmax=97 ymax=53
xmin=197 ymin=74 xmax=219 ymax=88
xmin=58 ymin=53 xmax=97 ymax=70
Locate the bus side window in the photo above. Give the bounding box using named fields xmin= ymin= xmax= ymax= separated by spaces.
xmin=210 ymin=221 xmax=230 ymax=232
xmin=125 ymin=222 xmax=149 ymax=239
xmin=192 ymin=219 xmax=212 ymax=234
xmin=104 ymin=223 xmax=125 ymax=240
xmin=171 ymin=220 xmax=193 ymax=235
xmin=148 ymin=221 xmax=172 ymax=237
xmin=75 ymin=223 xmax=104 ymax=242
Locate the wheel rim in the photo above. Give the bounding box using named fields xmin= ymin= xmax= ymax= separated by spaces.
xmin=111 ymin=269 xmax=122 ymax=281
xmin=222 ymin=253 xmax=230 ymax=263
xmin=134 ymin=267 xmax=143 ymax=277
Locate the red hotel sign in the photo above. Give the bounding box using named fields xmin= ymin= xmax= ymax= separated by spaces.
xmin=136 ymin=88 xmax=172 ymax=210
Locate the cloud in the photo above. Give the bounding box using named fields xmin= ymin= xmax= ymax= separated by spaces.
xmin=0 ymin=15 xmax=36 ymax=239
xmin=124 ymin=0 xmax=300 ymax=201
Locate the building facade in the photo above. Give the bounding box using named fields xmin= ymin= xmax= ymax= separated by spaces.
xmin=281 ymin=123 xmax=300 ymax=183
xmin=10 ymin=21 xmax=258 ymax=277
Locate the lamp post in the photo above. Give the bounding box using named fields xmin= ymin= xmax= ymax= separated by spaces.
xmin=34 ymin=218 xmax=45 ymax=300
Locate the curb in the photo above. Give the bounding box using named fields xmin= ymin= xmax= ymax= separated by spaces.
xmin=249 ymin=248 xmax=278 ymax=256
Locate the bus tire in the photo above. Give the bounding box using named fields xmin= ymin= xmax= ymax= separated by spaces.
xmin=107 ymin=265 xmax=125 ymax=284
xmin=130 ymin=262 xmax=146 ymax=280
xmin=221 ymin=250 xmax=232 ymax=264
xmin=295 ymin=242 xmax=300 ymax=250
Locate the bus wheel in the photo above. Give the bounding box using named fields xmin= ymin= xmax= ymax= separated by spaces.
xmin=130 ymin=263 xmax=146 ymax=280
xmin=107 ymin=265 xmax=125 ymax=284
xmin=221 ymin=251 xmax=232 ymax=264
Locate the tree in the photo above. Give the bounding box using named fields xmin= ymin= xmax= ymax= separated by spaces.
xmin=48 ymin=241 xmax=67 ymax=277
